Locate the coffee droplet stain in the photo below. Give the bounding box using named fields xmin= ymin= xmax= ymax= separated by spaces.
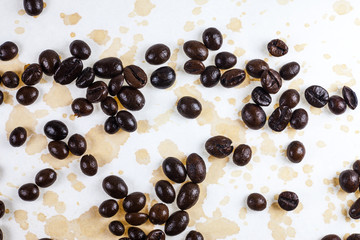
xmin=288 ymin=78 xmax=304 ymax=91
xmin=234 ymin=47 xmax=246 ymax=57
xmin=277 ymin=0 xmax=290 ymax=5
xmin=333 ymin=0 xmax=353 ymax=15
xmin=25 ymin=134 xmax=47 ymax=155
xmin=14 ymin=210 xmax=29 ymax=230
xmin=0 ymin=56 xmax=25 ymax=74
xmin=43 ymin=191 xmax=66 ymax=214
xmin=135 ymin=148 xmax=150 ymax=165
xmin=6 ymin=105 xmax=37 ymax=137
xmin=158 ymin=139 xmax=186 ymax=160
xmin=153 ymin=109 xmax=173 ymax=131
xmin=137 ymin=120 xmax=151 ymax=134
xmin=25 ymin=232 xmax=38 ymax=240
xmin=15 ymin=27 xmax=25 ymax=34
xmin=192 ymin=7 xmax=202 ymax=15
xmin=67 ymin=173 xmax=85 ymax=192
xmin=226 ymin=18 xmax=242 ymax=32
xmin=41 ymin=153 xmax=78 ymax=170
xmin=121 ymin=34 xmax=144 ymax=66
xmin=184 ymin=21 xmax=195 ymax=32
xmin=332 ymin=64 xmax=352 ymax=77
xmin=323 ymin=202 xmax=337 ymax=223
xmin=37 ymin=213 xmax=47 ymax=222
xmin=294 ymin=44 xmax=306 ymax=52
xmin=278 ymin=166 xmax=298 ymax=182
xmin=268 ymin=203 xmax=296 ymax=240
xmin=119 ymin=26 xmax=129 ymax=33
xmin=60 ymin=12 xmax=82 ymax=25
xmin=43 ymin=82 xmax=73 ymax=109
xmin=88 ymin=30 xmax=111 ymax=45
xmin=100 ymin=38 xmax=123 ymax=59
xmin=260 ymin=132 xmax=277 ymax=157
xmin=3 ymin=91 xmax=14 ymax=105
xmin=195 ymin=0 xmax=208 ymax=5
xmin=133 ymin=0 xmax=155 ymax=16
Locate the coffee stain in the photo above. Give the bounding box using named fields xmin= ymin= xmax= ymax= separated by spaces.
xmin=87 ymin=30 xmax=111 ymax=45
xmin=43 ymin=191 xmax=66 ymax=214
xmin=157 ymin=139 xmax=186 ymax=160
xmin=25 ymin=134 xmax=47 ymax=155
xmin=5 ymin=105 xmax=37 ymax=137
xmin=340 ymin=125 xmax=349 ymax=133
xmin=67 ymin=173 xmax=85 ymax=192
xmin=234 ymin=47 xmax=246 ymax=57
xmin=137 ymin=120 xmax=151 ymax=134
xmin=153 ymin=109 xmax=174 ymax=131
xmin=309 ymin=106 xmax=322 ymax=115
xmin=121 ymin=34 xmax=144 ymax=66
xmin=37 ymin=213 xmax=46 ymax=222
xmin=44 ymin=215 xmax=74 ymax=239
xmin=239 ymin=207 xmax=247 ymax=219
xmin=226 ymin=18 xmax=242 ymax=32
xmin=288 ymin=78 xmax=304 ymax=91
xmin=268 ymin=203 xmax=296 ymax=240
xmin=294 ymin=44 xmax=307 ymax=52
xmin=260 ymin=132 xmax=277 ymax=157
xmin=278 ymin=166 xmax=298 ymax=182
xmin=184 ymin=21 xmax=195 ymax=32
xmin=100 ymin=38 xmax=123 ymax=59
xmin=3 ymin=91 xmax=14 ymax=105
xmin=41 ymin=153 xmax=78 ymax=170
xmin=18 ymin=9 xmax=26 ymax=15
xmin=323 ymin=53 xmax=331 ymax=59
xmin=168 ymin=48 xmax=179 ymax=69
xmin=135 ymin=149 xmax=150 ymax=165
xmin=60 ymin=13 xmax=82 ymax=25
xmin=133 ymin=0 xmax=155 ymax=16
xmin=137 ymin=20 xmax=149 ymax=26
xmin=0 ymin=56 xmax=25 ymax=74
xmin=277 ymin=0 xmax=290 ymax=5
xmin=220 ymin=196 xmax=230 ymax=205
xmin=228 ymin=98 xmax=236 ymax=105
xmin=305 ymin=179 xmax=313 ymax=187
xmin=261 ymin=186 xmax=270 ymax=194
xmin=43 ymin=82 xmax=73 ymax=108
xmin=323 ymin=202 xmax=337 ymax=223
xmin=119 ymin=26 xmax=129 ymax=33
xmin=14 ymin=210 xmax=29 ymax=230
xmin=195 ymin=0 xmax=208 ymax=4
xmin=316 ymin=140 xmax=326 ymax=148
xmin=333 ymin=0 xmax=353 ymax=15
xmin=231 ymin=170 xmax=242 ymax=177
xmin=70 ymin=32 xmax=76 ymax=38
xmin=15 ymin=27 xmax=25 ymax=34
xmin=332 ymin=64 xmax=352 ymax=77
xmin=192 ymin=7 xmax=202 ymax=15
xmin=303 ymin=164 xmax=313 ymax=174
xmin=25 ymin=232 xmax=37 ymax=240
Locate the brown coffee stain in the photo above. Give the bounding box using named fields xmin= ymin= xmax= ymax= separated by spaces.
xmin=234 ymin=47 xmax=246 ymax=57
xmin=333 ymin=0 xmax=353 ymax=15
xmin=228 ymin=98 xmax=236 ymax=105
xmin=157 ymin=139 xmax=185 ymax=160
xmin=168 ymin=48 xmax=179 ymax=69
xmin=239 ymin=207 xmax=247 ymax=219
xmin=3 ymin=91 xmax=14 ymax=105
xmin=37 ymin=213 xmax=46 ymax=222
xmin=137 ymin=120 xmax=151 ymax=134
xmin=278 ymin=166 xmax=298 ymax=182
xmin=195 ymin=0 xmax=208 ymax=4
xmin=153 ymin=109 xmax=174 ymax=131
xmin=220 ymin=196 xmax=230 ymax=205
xmin=277 ymin=0 xmax=290 ymax=5
xmin=25 ymin=134 xmax=47 ymax=155
xmin=310 ymin=106 xmax=322 ymax=115
xmin=0 ymin=56 xmax=25 ymax=74
xmin=18 ymin=9 xmax=25 ymax=15
xmin=5 ymin=105 xmax=37 ymax=137
xmin=268 ymin=203 xmax=296 ymax=240
xmin=87 ymin=30 xmax=111 ymax=45
xmin=70 ymin=32 xmax=76 ymax=38
xmin=242 ymin=95 xmax=251 ymax=104
xmin=43 ymin=82 xmax=73 ymax=108
xmin=340 ymin=125 xmax=349 ymax=133
xmin=294 ymin=44 xmax=306 ymax=52
xmin=60 ymin=13 xmax=82 ymax=25
xmin=261 ymin=186 xmax=270 ymax=194
xmin=305 ymin=179 xmax=313 ymax=187
xmin=192 ymin=7 xmax=202 ymax=15
xmin=100 ymin=38 xmax=123 ymax=59
xmin=288 ymin=78 xmax=304 ymax=91
xmin=226 ymin=18 xmax=242 ymax=32
xmin=260 ymin=132 xmax=277 ymax=157
xmin=303 ymin=164 xmax=313 ymax=174
xmin=133 ymin=0 xmax=155 ymax=16
xmin=323 ymin=53 xmax=331 ymax=59
xmin=44 ymin=215 xmax=74 ymax=239
xmin=43 ymin=191 xmax=66 ymax=214
xmin=332 ymin=64 xmax=352 ymax=77
xmin=15 ymin=27 xmax=25 ymax=34
xmin=184 ymin=21 xmax=195 ymax=32
xmin=14 ymin=210 xmax=29 ymax=230
xmin=135 ymin=149 xmax=150 ymax=165
xmin=67 ymin=173 xmax=85 ymax=192
xmin=323 ymin=202 xmax=337 ymax=223
xmin=25 ymin=232 xmax=37 ymax=240
xmin=119 ymin=26 xmax=129 ymax=33
xmin=316 ymin=140 xmax=326 ymax=148
xmin=121 ymin=34 xmax=144 ymax=66
xmin=41 ymin=153 xmax=78 ymax=170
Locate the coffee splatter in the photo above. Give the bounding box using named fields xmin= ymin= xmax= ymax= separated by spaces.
xmin=67 ymin=173 xmax=85 ymax=192
xmin=43 ymin=82 xmax=73 ymax=108
xmin=14 ymin=210 xmax=29 ymax=230
xmin=226 ymin=18 xmax=242 ymax=32
xmin=333 ymin=0 xmax=353 ymax=15
xmin=60 ymin=13 xmax=82 ymax=25
xmin=25 ymin=134 xmax=47 ymax=155
xmin=133 ymin=0 xmax=155 ymax=16
xmin=43 ymin=191 xmax=66 ymax=214
xmin=87 ymin=30 xmax=111 ymax=45
xmin=135 ymin=148 xmax=150 ymax=165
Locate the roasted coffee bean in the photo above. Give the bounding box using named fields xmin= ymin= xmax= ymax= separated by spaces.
xmin=38 ymin=49 xmax=60 ymax=76
xmin=72 ymin=98 xmax=94 ymax=117
xmin=279 ymin=62 xmax=300 ymax=80
xmin=23 ymin=0 xmax=43 ymax=16
xmin=287 ymin=141 xmax=305 ymax=163
xmin=124 ymin=65 xmax=147 ymax=89
xmin=339 ymin=170 xmax=359 ymax=193
xmin=184 ymin=60 xmax=205 ymax=75
xmin=349 ymin=198 xmax=360 ymax=219
xmin=205 ymin=135 xmax=233 ymax=158
xmin=165 ymin=210 xmax=189 ymax=236
xmin=70 ymin=40 xmax=91 ymax=60
xmin=117 ymin=86 xmax=145 ymax=111
xmin=76 ymin=67 xmax=95 ymax=88
xmin=9 ymin=127 xmax=27 ymax=147
xmin=101 ymin=97 xmax=118 ymax=116
xmin=183 ymin=40 xmax=208 ymax=61
xmin=0 ymin=201 xmax=4 ymax=218
xmin=220 ymin=69 xmax=246 ymax=88
xmin=268 ymin=106 xmax=292 ymax=132
xmin=145 ymin=44 xmax=171 ymax=65
xmin=149 ymin=203 xmax=169 ymax=225
xmin=98 ymin=199 xmax=119 ymax=218
xmin=290 ymin=108 xmax=308 ymax=130
xmin=215 ymin=52 xmax=237 ymax=69
xmin=38 ymin=238 xmax=52 ymax=240
xmin=123 ymin=192 xmax=146 ymax=213
xmin=35 ymin=168 xmax=57 ymax=188
xmin=0 ymin=41 xmax=18 ymax=61
xmin=251 ymin=87 xmax=272 ymax=106
xmin=108 ymin=75 xmax=124 ymax=96
xmin=93 ymin=57 xmax=123 ymax=78
xmin=155 ymin=180 xmax=176 ymax=203
xmin=246 ymin=59 xmax=269 ymax=78
xmin=177 ymin=96 xmax=202 ymax=119
xmin=116 ymin=110 xmax=137 ymax=132
xmin=321 ymin=235 xmax=341 ymax=240
xmin=128 ymin=227 xmax=146 ymax=240
xmin=202 ymin=27 xmax=222 ymax=50
xmin=305 ymin=85 xmax=329 ymax=108
xmin=68 ymin=134 xmax=87 ymax=156
xmin=0 ymin=229 xmax=2 ymax=240
xmin=278 ymin=191 xmax=299 ymax=211
xmin=16 ymin=86 xmax=39 ymax=105
xmin=48 ymin=141 xmax=69 ymax=159
xmin=162 ymin=157 xmax=187 ymax=183
xmin=80 ymin=154 xmax=98 ymax=176
xmin=279 ymin=89 xmax=300 ymax=108
xmin=200 ymin=65 xmax=220 ymax=87
xmin=109 ymin=220 xmax=125 ymax=236
xmin=267 ymin=39 xmax=288 ymax=57
xmin=44 ymin=120 xmax=68 ymax=140
xmin=150 ymin=66 xmax=176 ymax=89
xmin=347 ymin=234 xmax=360 ymax=240
xmin=247 ymin=193 xmax=267 ymax=211
xmin=0 ymin=91 xmax=3 ymax=105
xmin=22 ymin=63 xmax=43 ymax=85
xmin=261 ymin=69 xmax=282 ymax=94
xmin=233 ymin=144 xmax=252 ymax=166
xmin=2 ymin=71 xmax=19 ymax=88
xmin=146 ymin=230 xmax=165 ymax=240
xmin=186 ymin=231 xmax=204 ymax=240
xmin=328 ymin=95 xmax=347 ymax=115
xmin=86 ymin=81 xmax=108 ymax=103
xmin=125 ymin=213 xmax=148 ymax=226
xmin=18 ymin=183 xmax=39 ymax=201
xmin=186 ymin=153 xmax=206 ymax=183
xmin=104 ymin=116 xmax=120 ymax=134
xmin=353 ymin=160 xmax=360 ymax=175
xmin=342 ymin=86 xmax=358 ymax=110
xmin=54 ymin=57 xmax=83 ymax=85
xmin=119 ymin=237 xmax=131 ymax=240
xmin=241 ymin=103 xmax=266 ymax=130
xmin=102 ymin=175 xmax=128 ymax=199
xmin=177 ymin=182 xmax=200 ymax=210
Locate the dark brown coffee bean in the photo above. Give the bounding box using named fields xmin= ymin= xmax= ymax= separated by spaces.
xmin=183 ymin=40 xmax=208 ymax=61
xmin=328 ymin=95 xmax=347 ymax=115
xmin=268 ymin=106 xmax=292 ymax=132
xmin=342 ymin=86 xmax=358 ymax=110
xmin=177 ymin=96 xmax=202 ymax=119
xmin=165 ymin=210 xmax=189 ymax=236
xmin=279 ymin=89 xmax=300 ymax=108
xmin=103 ymin=175 xmax=128 ymax=199
xmin=305 ymin=85 xmax=329 ymax=108
xmin=38 ymin=49 xmax=60 ymax=76
xmin=150 ymin=66 xmax=176 ymax=89
xmin=101 ymin=97 xmax=118 ymax=116
xmin=22 ymin=63 xmax=43 ymax=85
xmin=347 ymin=234 xmax=360 ymax=240
xmin=104 ymin=116 xmax=120 ymax=134
xmin=339 ymin=170 xmax=359 ymax=193
xmin=267 ymin=39 xmax=288 ymax=57
xmin=200 ymin=65 xmax=220 ymax=87
xmin=205 ymin=135 xmax=233 ymax=158
xmin=278 ymin=191 xmax=299 ymax=211
xmin=108 ymin=75 xmax=124 ymax=96
xmin=247 ymin=193 xmax=267 ymax=211
xmin=215 ymin=52 xmax=237 ymax=69
xmin=287 ymin=141 xmax=305 ymax=163
xmin=54 ymin=57 xmax=83 ymax=85
xmin=9 ymin=127 xmax=27 ymax=147
xmin=279 ymin=62 xmax=300 ymax=80
xmin=44 ymin=120 xmax=68 ymax=140
xmin=353 ymin=160 xmax=360 ymax=175
xmin=35 ymin=168 xmax=57 ymax=188
xmin=72 ymin=98 xmax=94 ymax=117
xmin=184 ymin=60 xmax=205 ymax=75
xmin=119 ymin=237 xmax=130 ymax=239
xmin=246 ymin=59 xmax=269 ymax=78
xmin=145 ymin=44 xmax=171 ymax=65
xmin=220 ymin=69 xmax=246 ymax=88
xmin=93 ymin=57 xmax=123 ymax=79
xmin=0 ymin=91 xmax=3 ymax=105
xmin=251 ymin=87 xmax=272 ymax=106
xmin=241 ymin=103 xmax=266 ymax=130
xmin=70 ymin=40 xmax=91 ymax=60
xmin=146 ymin=230 xmax=165 ymax=240
xmin=16 ymin=86 xmax=39 ymax=105
xmin=125 ymin=213 xmax=148 ymax=226
xmin=76 ymin=67 xmax=95 ymax=88
xmin=321 ymin=234 xmax=341 ymax=240
xmin=117 ymin=86 xmax=145 ymax=111
xmin=128 ymin=227 xmax=146 ymax=240
xmin=68 ymin=134 xmax=86 ymax=156
xmin=23 ymin=0 xmax=43 ymax=16
xmin=233 ymin=144 xmax=252 ymax=166
xmin=162 ymin=157 xmax=187 ymax=183
xmin=2 ymin=71 xmax=20 ymax=88
xmin=290 ymin=108 xmax=308 ymax=130
xmin=261 ymin=69 xmax=282 ymax=94
xmin=116 ymin=110 xmax=137 ymax=132
xmin=80 ymin=154 xmax=98 ymax=176
xmin=155 ymin=180 xmax=176 ymax=204
xmin=0 ymin=201 xmax=4 ymax=219
xmin=186 ymin=153 xmax=206 ymax=184
xmin=124 ymin=65 xmax=147 ymax=89
xmin=0 ymin=229 xmax=2 ymax=240
xmin=349 ymin=198 xmax=360 ymax=219
xmin=18 ymin=183 xmax=39 ymax=201
xmin=186 ymin=231 xmax=204 ymax=240
xmin=177 ymin=182 xmax=200 ymax=210
xmin=98 ymin=199 xmax=119 ymax=218
xmin=109 ymin=220 xmax=125 ymax=236
xmin=86 ymin=81 xmax=108 ymax=103
xmin=123 ymin=192 xmax=146 ymax=213
xmin=202 ymin=27 xmax=222 ymax=50
xmin=0 ymin=41 xmax=18 ymax=61
xmin=48 ymin=141 xmax=69 ymax=159
xmin=149 ymin=203 xmax=169 ymax=225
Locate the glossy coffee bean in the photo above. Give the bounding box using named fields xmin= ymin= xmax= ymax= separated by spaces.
xmin=347 ymin=234 xmax=360 ymax=240
xmin=68 ymin=134 xmax=87 ymax=156
xmin=86 ymin=81 xmax=108 ymax=103
xmin=98 ymin=199 xmax=119 ymax=218
xmin=155 ymin=180 xmax=176 ymax=203
xmin=76 ymin=67 xmax=95 ymax=88
xmin=16 ymin=86 xmax=39 ymax=105
xmin=220 ymin=69 xmax=246 ymax=88
xmin=267 ymin=39 xmax=288 ymax=57
xmin=125 ymin=213 xmax=148 ymax=226
xmin=116 ymin=110 xmax=137 ymax=132
xmin=246 ymin=59 xmax=269 ymax=78
xmin=70 ymin=40 xmax=91 ymax=60
xmin=186 ymin=231 xmax=204 ymax=240
xmin=202 ymin=27 xmax=222 ymax=50
xmin=349 ymin=198 xmax=360 ymax=219
xmin=119 ymin=237 xmax=131 ymax=240
xmin=54 ymin=57 xmax=83 ymax=85
xmin=101 ymin=97 xmax=118 ymax=116
xmin=279 ymin=89 xmax=300 ymax=108
xmin=177 ymin=96 xmax=202 ymax=119
xmin=290 ymin=108 xmax=308 ymax=130
xmin=102 ymin=175 xmax=128 ymax=199
xmin=339 ymin=170 xmax=359 ymax=193
xmin=165 ymin=210 xmax=189 ymax=236
xmin=205 ymin=135 xmax=233 ymax=158
xmin=9 ymin=127 xmax=27 ymax=147
xmin=200 ymin=65 xmax=220 ymax=87
xmin=287 ymin=141 xmax=305 ymax=163
xmin=149 ymin=203 xmax=169 ymax=225
xmin=117 ymin=86 xmax=145 ymax=111
xmin=177 ymin=182 xmax=200 ymax=210
xmin=305 ymin=85 xmax=329 ymax=108
xmin=22 ymin=63 xmax=43 ymax=85
xmin=146 ymin=230 xmax=165 ymax=240
xmin=184 ymin=60 xmax=205 ymax=75
xmin=183 ymin=40 xmax=208 ymax=61
xmin=342 ymin=86 xmax=358 ymax=110
xmin=268 ymin=106 xmax=292 ymax=132
xmin=261 ymin=69 xmax=282 ymax=94
xmin=0 ymin=41 xmax=18 ymax=61
xmin=241 ymin=103 xmax=266 ymax=130
xmin=108 ymin=75 xmax=124 ymax=96
xmin=18 ymin=183 xmax=39 ymax=201
xmin=328 ymin=95 xmax=347 ymax=115
xmin=0 ymin=91 xmax=3 ymax=105
xmin=150 ymin=66 xmax=176 ymax=89
xmin=145 ymin=44 xmax=171 ymax=65
xmin=251 ymin=87 xmax=272 ymax=106
xmin=279 ymin=62 xmax=300 ymax=80
xmin=233 ymin=144 xmax=252 ymax=166
xmin=0 ymin=201 xmax=4 ymax=218
xmin=128 ymin=227 xmax=146 ymax=240
xmin=278 ymin=191 xmax=299 ymax=211
xmin=48 ymin=141 xmax=69 ymax=160
xmin=35 ymin=168 xmax=57 ymax=188
xmin=321 ymin=235 xmax=341 ymax=240
xmin=80 ymin=154 xmax=98 ymax=176
xmin=2 ymin=71 xmax=20 ymax=88
xmin=104 ymin=116 xmax=120 ymax=134
xmin=93 ymin=57 xmax=123 ymax=79
xmin=162 ymin=157 xmax=187 ymax=183
xmin=123 ymin=192 xmax=146 ymax=213
xmin=247 ymin=193 xmax=267 ymax=211
xmin=44 ymin=120 xmax=68 ymax=140
xmin=215 ymin=52 xmax=237 ymax=69
xmin=109 ymin=220 xmax=125 ymax=236
xmin=38 ymin=49 xmax=60 ymax=76
xmin=124 ymin=65 xmax=147 ymax=89
xmin=186 ymin=153 xmax=206 ymax=183
xmin=353 ymin=160 xmax=360 ymax=175
xmin=23 ymin=0 xmax=43 ymax=16
xmin=72 ymin=98 xmax=94 ymax=117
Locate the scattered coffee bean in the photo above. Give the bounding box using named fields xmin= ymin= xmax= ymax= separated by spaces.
xmin=0 ymin=41 xmax=18 ymax=61
xmin=48 ymin=141 xmax=69 ymax=160
xmin=149 ymin=203 xmax=169 ymax=225
xmin=251 ymin=87 xmax=272 ymax=106
xmin=342 ymin=86 xmax=358 ymax=110
xmin=261 ymin=69 xmax=282 ymax=94
xmin=186 ymin=153 xmax=206 ymax=184
xmin=268 ymin=106 xmax=292 ymax=132
xmin=116 ymin=110 xmax=137 ymax=132
xmin=246 ymin=59 xmax=269 ymax=78
xmin=353 ymin=160 xmax=360 ymax=175
xmin=241 ymin=103 xmax=267 ymax=130
xmin=339 ymin=170 xmax=359 ymax=193
xmin=22 ymin=63 xmax=43 ymax=85
xmin=279 ymin=89 xmax=300 ymax=108
xmin=54 ymin=57 xmax=83 ymax=85
xmin=155 ymin=180 xmax=176 ymax=204
xmin=150 ymin=66 xmax=176 ymax=89
xmin=347 ymin=234 xmax=360 ymax=240
xmin=305 ymin=85 xmax=329 ymax=108
xmin=117 ymin=86 xmax=145 ymax=111
xmin=80 ymin=154 xmax=98 ymax=176
xmin=124 ymin=65 xmax=147 ymax=89
xmin=109 ymin=220 xmax=125 ymax=236
xmin=279 ymin=62 xmax=300 ymax=80
xmin=0 ymin=201 xmax=4 ymax=218
xmin=267 ymin=39 xmax=288 ymax=57
xmin=16 ymin=86 xmax=39 ymax=105
xmin=349 ymin=197 xmax=360 ymax=219
xmin=177 ymin=96 xmax=202 ymax=119
xmin=146 ymin=230 xmax=165 ymax=240
xmin=44 ymin=120 xmax=68 ymax=140
xmin=287 ymin=141 xmax=305 ymax=163
xmin=233 ymin=144 xmax=252 ymax=166
xmin=162 ymin=157 xmax=187 ymax=183
xmin=23 ymin=0 xmax=43 ymax=16
xmin=290 ymin=108 xmax=308 ymax=130
xmin=200 ymin=65 xmax=220 ymax=87
xmin=93 ymin=57 xmax=123 ymax=79
xmin=68 ymin=133 xmax=87 ymax=156
xmin=102 ymin=175 xmax=128 ymax=199
xmin=108 ymin=75 xmax=124 ymax=96
xmin=278 ymin=191 xmax=299 ymax=211
xmin=165 ymin=210 xmax=189 ymax=236
xmin=321 ymin=234 xmax=341 ymax=240
xmin=35 ymin=168 xmax=57 ymax=188
xmin=72 ymin=98 xmax=94 ymax=117
xmin=98 ymin=199 xmax=119 ymax=218
xmin=86 ymin=81 xmax=109 ymax=103
xmin=128 ymin=227 xmax=146 ymax=240
xmin=145 ymin=44 xmax=171 ymax=65
xmin=186 ymin=231 xmax=204 ymax=240
xmin=183 ymin=40 xmax=208 ymax=61
xmin=184 ymin=60 xmax=205 ymax=75
xmin=0 ymin=229 xmax=2 ymax=240
xmin=215 ymin=52 xmax=237 ymax=69
xmin=101 ymin=96 xmax=118 ymax=116
xmin=202 ymin=27 xmax=222 ymax=50
xmin=70 ymin=40 xmax=91 ymax=60
xmin=220 ymin=68 xmax=246 ymax=88
xmin=18 ymin=183 xmax=39 ymax=201
xmin=205 ymin=135 xmax=233 ymax=158
xmin=123 ymin=192 xmax=146 ymax=213
xmin=9 ymin=127 xmax=27 ymax=147
xmin=177 ymin=182 xmax=200 ymax=210
xmin=247 ymin=193 xmax=267 ymax=211
xmin=104 ymin=116 xmax=120 ymax=134
xmin=125 ymin=213 xmax=148 ymax=226
xmin=76 ymin=67 xmax=95 ymax=88
xmin=328 ymin=95 xmax=347 ymax=115
xmin=38 ymin=49 xmax=60 ymax=76
xmin=2 ymin=71 xmax=20 ymax=88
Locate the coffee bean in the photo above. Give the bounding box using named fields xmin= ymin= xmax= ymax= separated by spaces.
xmin=149 ymin=203 xmax=169 ymax=225
xmin=287 ymin=141 xmax=305 ymax=163
xmin=104 ymin=116 xmax=120 ymax=134
xmin=101 ymin=97 xmax=118 ymax=116
xmin=328 ymin=95 xmax=347 ymax=115
xmin=93 ymin=57 xmax=123 ymax=79
xmin=69 ymin=40 xmax=91 ymax=60
xmin=150 ymin=66 xmax=176 ymax=89
xmin=39 ymin=238 xmax=51 ymax=240
xmin=18 ymin=183 xmax=39 ymax=201
xmin=268 ymin=106 xmax=292 ymax=132
xmin=155 ymin=180 xmax=176 ymax=204
xmin=54 ymin=57 xmax=83 ymax=85
xmin=145 ymin=44 xmax=171 ymax=65
xmin=108 ymin=75 xmax=124 ymax=96
xmin=279 ymin=89 xmax=300 ymax=108
xmin=116 ymin=110 xmax=137 ymax=132
xmin=215 ymin=52 xmax=237 ymax=69
xmin=220 ymin=69 xmax=246 ymax=88
xmin=261 ymin=69 xmax=282 ymax=94
xmin=16 ymin=86 xmax=39 ymax=105
xmin=202 ymin=27 xmax=222 ymax=50
xmin=98 ymin=199 xmax=119 ymax=218
xmin=305 ymin=85 xmax=329 ymax=108
xmin=184 ymin=60 xmax=205 ymax=75
xmin=117 ymin=86 xmax=145 ymax=111
xmin=247 ymin=193 xmax=267 ymax=211
xmin=347 ymin=234 xmax=360 ymax=240
xmin=183 ymin=40 xmax=208 ymax=61
xmin=0 ymin=201 xmax=4 ymax=218
xmin=48 ymin=141 xmax=69 ymax=159
xmin=162 ymin=157 xmax=187 ymax=183
xmin=246 ymin=59 xmax=269 ymax=78
xmin=71 ymin=98 xmax=94 ymax=117
xmin=200 ymin=65 xmax=220 ymax=87
xmin=9 ymin=127 xmax=27 ymax=147
xmin=76 ymin=67 xmax=95 ymax=88
xmin=186 ymin=153 xmax=206 ymax=183
xmin=38 ymin=49 xmax=60 ymax=76
xmin=251 ymin=87 xmax=272 ymax=106
xmin=146 ymin=230 xmax=165 ymax=240
xmin=80 ymin=154 xmax=98 ymax=176
xmin=119 ymin=237 xmax=130 ymax=240
xmin=205 ymin=135 xmax=233 ymax=158
xmin=0 ymin=91 xmax=3 ymax=105
xmin=23 ymin=0 xmax=43 ymax=16
xmin=279 ymin=62 xmax=300 ymax=80
xmin=233 ymin=144 xmax=252 ymax=166
xmin=339 ymin=170 xmax=359 ymax=193
xmin=165 ymin=210 xmax=189 ymax=236
xmin=349 ymin=198 xmax=360 ymax=219
xmin=123 ymin=192 xmax=146 ymax=213
xmin=128 ymin=227 xmax=146 ymax=240
xmin=68 ymin=134 xmax=87 ymax=156
xmin=125 ymin=213 xmax=148 ymax=226
xmin=177 ymin=182 xmax=200 ymax=210
xmin=2 ymin=71 xmax=20 ymax=88
xmin=186 ymin=231 xmax=204 ymax=240
xmin=321 ymin=235 xmax=341 ymax=240
xmin=35 ymin=168 xmax=57 ymax=188
xmin=267 ymin=39 xmax=288 ymax=57
xmin=22 ymin=63 xmax=43 ymax=85
xmin=44 ymin=120 xmax=68 ymax=140
xmin=0 ymin=41 xmax=18 ymax=61
xmin=241 ymin=103 xmax=267 ymax=130
xmin=102 ymin=175 xmax=128 ymax=199
xmin=177 ymin=96 xmax=202 ymax=119
xmin=124 ymin=65 xmax=147 ymax=88
xmin=109 ymin=220 xmax=125 ymax=236
xmin=86 ymin=81 xmax=108 ymax=103
xmin=353 ymin=160 xmax=360 ymax=175
xmin=342 ymin=86 xmax=358 ymax=110
xmin=290 ymin=108 xmax=308 ymax=130
xmin=278 ymin=191 xmax=299 ymax=211
xmin=0 ymin=229 xmax=2 ymax=240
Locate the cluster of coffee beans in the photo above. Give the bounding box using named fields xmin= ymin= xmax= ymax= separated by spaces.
xmin=247 ymin=190 xmax=299 ymax=212
xmin=322 ymin=234 xmax=360 ymax=240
